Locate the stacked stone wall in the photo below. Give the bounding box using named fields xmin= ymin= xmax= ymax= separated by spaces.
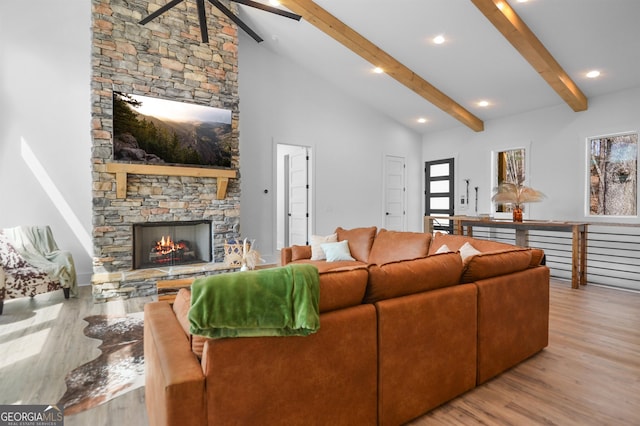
xmin=91 ymin=0 xmax=240 ymax=274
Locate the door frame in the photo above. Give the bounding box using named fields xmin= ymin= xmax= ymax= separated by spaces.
xmin=275 ymin=141 xmax=314 ymax=250
xmin=424 ymin=158 xmax=455 ymax=233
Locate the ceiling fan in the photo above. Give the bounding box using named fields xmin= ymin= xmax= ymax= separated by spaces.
xmin=140 ymin=0 xmax=301 ymax=43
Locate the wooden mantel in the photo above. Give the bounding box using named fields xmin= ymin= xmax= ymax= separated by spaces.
xmin=105 ymin=163 xmax=237 ymax=200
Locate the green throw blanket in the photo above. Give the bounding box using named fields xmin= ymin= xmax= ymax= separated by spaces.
xmin=189 ymin=264 xmax=320 ymax=339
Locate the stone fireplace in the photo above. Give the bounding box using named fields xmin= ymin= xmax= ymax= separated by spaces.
xmin=90 ymin=0 xmax=242 ymax=300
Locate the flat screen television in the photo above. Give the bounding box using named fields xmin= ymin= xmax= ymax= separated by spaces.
xmin=112 ymin=92 xmax=233 ymax=168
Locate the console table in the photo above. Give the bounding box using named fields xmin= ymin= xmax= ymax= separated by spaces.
xmin=425 ymin=216 xmax=588 ymax=289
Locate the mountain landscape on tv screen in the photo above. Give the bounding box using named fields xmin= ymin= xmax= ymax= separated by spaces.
xmin=112 ymin=92 xmax=233 ymax=168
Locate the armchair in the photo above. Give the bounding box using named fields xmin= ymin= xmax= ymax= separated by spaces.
xmin=0 ymin=226 xmax=77 ymax=314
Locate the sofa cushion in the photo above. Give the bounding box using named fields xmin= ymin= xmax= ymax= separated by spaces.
xmin=335 ymin=226 xmax=377 ymax=263
xmin=368 ymin=229 xmax=431 ymax=266
xmin=291 ymin=245 xmax=312 ymax=261
xmin=173 ymin=288 xmax=207 ymax=357
xmin=173 ymin=288 xmax=192 ymax=335
xmin=530 ymin=248 xmax=545 ymax=267
xmin=461 ymin=248 xmax=533 ymax=283
xmin=318 ymin=267 xmax=368 ymax=312
xmin=364 ymin=252 xmax=463 ymax=303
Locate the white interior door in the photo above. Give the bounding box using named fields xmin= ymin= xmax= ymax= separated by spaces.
xmin=288 ymin=147 xmax=309 ymax=245
xmin=383 ymin=155 xmax=406 ymax=231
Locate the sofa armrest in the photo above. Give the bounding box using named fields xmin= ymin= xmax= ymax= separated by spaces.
xmin=281 ymin=245 xmax=312 ymax=265
xmin=144 ymin=302 xmax=207 ymax=426
xmin=281 ymin=247 xmax=293 ymax=265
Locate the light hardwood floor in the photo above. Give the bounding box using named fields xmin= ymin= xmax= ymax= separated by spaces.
xmin=1 ymin=280 xmax=638 ymax=425
xmin=0 ymin=286 xmax=149 ymax=426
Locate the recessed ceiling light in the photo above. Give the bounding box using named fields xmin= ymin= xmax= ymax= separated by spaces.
xmin=269 ymin=0 xmax=281 ymax=6
xmin=586 ymin=70 xmax=601 ymax=78
xmin=373 ymin=67 xmax=384 ymax=74
xmin=433 ymin=35 xmax=445 ymax=45
xmin=417 ymin=118 xmax=427 ymax=124
xmin=478 ymin=100 xmax=490 ymax=107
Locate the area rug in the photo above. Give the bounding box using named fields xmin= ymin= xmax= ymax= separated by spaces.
xmin=57 ymin=313 xmax=144 ymax=415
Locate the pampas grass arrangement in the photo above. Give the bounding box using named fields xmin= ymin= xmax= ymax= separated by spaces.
xmin=241 ymin=238 xmax=264 ymax=271
xmin=491 ymin=182 xmax=546 ymax=206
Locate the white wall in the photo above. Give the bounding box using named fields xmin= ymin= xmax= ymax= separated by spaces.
xmin=423 ymin=87 xmax=640 ymax=223
xmin=0 ymin=0 xmax=93 ymax=284
xmin=238 ymin=33 xmax=423 ymax=263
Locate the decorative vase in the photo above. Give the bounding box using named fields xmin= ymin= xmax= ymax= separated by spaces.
xmin=512 ymin=205 xmax=523 ymax=222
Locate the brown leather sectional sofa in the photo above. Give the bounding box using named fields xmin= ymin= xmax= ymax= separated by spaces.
xmin=144 ymin=227 xmax=550 ymax=425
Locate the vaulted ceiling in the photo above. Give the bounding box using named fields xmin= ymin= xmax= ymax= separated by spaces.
xmin=237 ymin=0 xmax=640 ymax=134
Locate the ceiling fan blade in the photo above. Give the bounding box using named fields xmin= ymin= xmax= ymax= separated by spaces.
xmin=140 ymin=0 xmax=185 ymax=25
xmin=229 ymin=0 xmax=302 ymax=21
xmin=207 ymin=0 xmax=264 ymax=42
xmin=196 ymin=0 xmax=210 ymax=43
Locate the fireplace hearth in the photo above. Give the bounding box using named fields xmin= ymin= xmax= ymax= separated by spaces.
xmin=133 ymin=220 xmax=212 ymax=270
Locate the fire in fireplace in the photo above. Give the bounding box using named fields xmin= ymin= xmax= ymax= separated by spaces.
xmin=149 ymin=235 xmax=197 ymax=265
xmin=133 ymin=220 xmax=212 ymax=269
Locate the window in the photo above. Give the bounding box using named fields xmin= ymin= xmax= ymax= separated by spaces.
xmin=588 ymin=132 xmax=638 ymax=217
xmin=492 ymin=145 xmax=529 ymax=218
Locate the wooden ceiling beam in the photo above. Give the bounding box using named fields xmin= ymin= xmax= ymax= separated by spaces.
xmin=279 ymin=0 xmax=485 ymax=132
xmin=471 ymin=0 xmax=588 ymax=112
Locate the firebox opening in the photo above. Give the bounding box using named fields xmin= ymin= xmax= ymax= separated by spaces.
xmin=133 ymin=220 xmax=212 ymax=270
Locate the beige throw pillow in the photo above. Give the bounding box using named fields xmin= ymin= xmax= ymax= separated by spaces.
xmin=310 ymin=233 xmax=338 ymax=260
xmin=459 ymin=241 xmax=481 ymax=263
xmin=435 ymin=244 xmax=452 ymax=254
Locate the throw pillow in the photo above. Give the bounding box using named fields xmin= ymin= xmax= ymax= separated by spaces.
xmin=459 ymin=241 xmax=481 ymax=262
xmin=435 ymin=244 xmax=452 ymax=254
xmin=310 ymin=233 xmax=338 ymax=260
xmin=321 ymin=240 xmax=356 ymax=262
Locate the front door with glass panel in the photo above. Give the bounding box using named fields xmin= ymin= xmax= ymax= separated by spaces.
xmin=425 ymin=158 xmax=454 ymax=233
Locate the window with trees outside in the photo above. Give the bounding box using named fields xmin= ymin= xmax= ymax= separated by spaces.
xmin=492 ymin=147 xmax=527 ymax=218
xmin=588 ymin=132 xmax=638 ymax=217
